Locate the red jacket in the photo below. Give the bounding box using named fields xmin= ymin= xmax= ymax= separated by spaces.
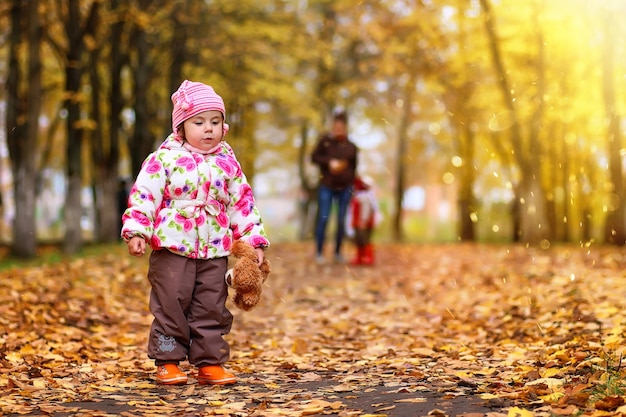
xmin=350 ymin=188 xmax=376 ymax=229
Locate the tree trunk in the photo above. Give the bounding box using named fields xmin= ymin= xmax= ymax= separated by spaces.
xmin=63 ymin=0 xmax=98 ymax=253
xmin=109 ymin=0 xmax=127 ymax=238
xmin=480 ymin=0 xmax=550 ymax=244
xmin=525 ymin=13 xmax=550 ymax=243
xmin=8 ymin=0 xmax=40 ymax=258
xmin=166 ymin=0 xmax=188 ymax=138
xmin=5 ymin=1 xmax=23 ymax=249
xmin=228 ymin=93 xmax=258 ymax=179
xmin=130 ymin=25 xmax=156 ymax=177
xmin=561 ymin=134 xmax=571 ymax=242
xmin=297 ymin=121 xmax=317 ymax=240
xmin=85 ymin=3 xmax=118 ymax=244
xmin=89 ymin=11 xmax=118 ymax=244
xmin=517 ymin=175 xmax=551 ymax=245
xmin=457 ymin=123 xmax=476 ymax=241
xmin=392 ymin=80 xmax=413 ymax=242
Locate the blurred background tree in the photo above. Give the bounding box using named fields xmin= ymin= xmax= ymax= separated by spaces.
xmin=0 ymin=0 xmax=624 ymax=258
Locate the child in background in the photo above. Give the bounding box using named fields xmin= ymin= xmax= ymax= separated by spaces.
xmin=121 ymin=80 xmax=269 ymax=386
xmin=348 ymin=176 xmax=379 ymax=266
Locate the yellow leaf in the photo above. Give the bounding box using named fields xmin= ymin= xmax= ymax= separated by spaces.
xmin=395 ymin=398 xmax=428 ymax=403
xmin=540 ymin=368 xmax=562 ymax=378
xmin=331 ymin=384 xmax=353 ymax=392
xmin=548 ymin=349 xmax=570 ymax=362
xmin=32 ymin=378 xmax=47 ymax=389
xmin=301 ymin=405 xmax=325 ymax=415
xmin=412 ymin=347 xmax=436 ymax=357
xmin=525 ymin=377 xmax=564 ymax=388
xmin=455 ymin=370 xmax=474 ymax=378
xmin=224 ymin=402 xmax=247 ymax=410
xmin=476 ymin=367 xmax=498 ymax=375
xmin=292 ymin=338 xmax=308 ymax=355
xmin=211 ymin=409 xmax=234 ymax=415
xmin=134 ymin=382 xmax=157 ymax=389
xmin=19 ymin=344 xmax=36 ymax=355
xmin=378 ymin=405 xmax=396 ymax=411
xmin=5 ymin=352 xmax=22 ymax=363
xmin=479 ymin=393 xmax=499 ymax=399
xmin=539 ymin=392 xmax=564 ymax=402
xmin=329 ymin=401 xmax=344 ymax=409
xmin=507 ymin=406 xmax=535 ymax=417
xmin=307 ymin=399 xmax=332 ymax=408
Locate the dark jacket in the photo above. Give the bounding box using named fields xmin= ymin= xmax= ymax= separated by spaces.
xmin=311 ymin=133 xmax=358 ymax=190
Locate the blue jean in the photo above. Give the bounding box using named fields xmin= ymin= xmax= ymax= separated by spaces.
xmin=315 ymin=185 xmax=353 ymax=256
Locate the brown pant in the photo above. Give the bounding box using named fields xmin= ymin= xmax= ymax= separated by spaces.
xmin=146 ymin=249 xmax=232 ymax=367
xmin=354 ymin=227 xmax=373 ymax=247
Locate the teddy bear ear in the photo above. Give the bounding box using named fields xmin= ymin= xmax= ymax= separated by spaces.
xmin=225 ymin=269 xmax=234 ymax=286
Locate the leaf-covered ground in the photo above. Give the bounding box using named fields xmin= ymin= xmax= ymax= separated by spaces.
xmin=2 ymin=242 xmax=626 ymax=416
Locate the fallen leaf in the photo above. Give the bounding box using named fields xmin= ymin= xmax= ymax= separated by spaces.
xmin=595 ymin=395 xmax=625 ymax=411
xmin=395 ymin=397 xmax=428 ymax=403
xmin=507 ymin=407 xmax=534 ymax=417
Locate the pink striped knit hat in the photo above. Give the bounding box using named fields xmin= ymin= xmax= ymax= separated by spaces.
xmin=171 ymin=80 xmax=229 ymax=136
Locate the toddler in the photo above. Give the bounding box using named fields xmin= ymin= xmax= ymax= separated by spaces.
xmin=121 ymin=80 xmax=269 ymax=385
xmin=347 ymin=176 xmax=379 ymax=265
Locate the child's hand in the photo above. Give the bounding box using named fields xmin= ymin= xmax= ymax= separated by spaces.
xmin=128 ymin=236 xmax=146 ymax=257
xmin=255 ymin=247 xmax=265 ymax=266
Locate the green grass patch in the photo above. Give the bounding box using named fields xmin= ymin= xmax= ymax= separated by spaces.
xmin=589 ymin=350 xmax=626 ymax=403
xmin=0 ymin=241 xmax=129 ymax=271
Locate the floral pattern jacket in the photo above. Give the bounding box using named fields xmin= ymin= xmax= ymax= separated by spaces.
xmin=121 ymin=134 xmax=269 ymax=259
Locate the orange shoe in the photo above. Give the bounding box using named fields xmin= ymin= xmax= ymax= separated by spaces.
xmin=156 ymin=364 xmax=188 ymax=385
xmin=197 ymin=365 xmax=236 ymax=385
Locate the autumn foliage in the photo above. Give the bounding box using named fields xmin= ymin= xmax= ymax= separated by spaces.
xmin=2 ymin=242 xmax=626 ymax=416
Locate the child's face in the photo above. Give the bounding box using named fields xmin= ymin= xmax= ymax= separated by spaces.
xmin=181 ymin=110 xmax=225 ymax=151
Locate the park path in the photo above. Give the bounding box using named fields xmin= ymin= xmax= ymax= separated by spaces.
xmin=2 ymin=242 xmax=626 ymax=416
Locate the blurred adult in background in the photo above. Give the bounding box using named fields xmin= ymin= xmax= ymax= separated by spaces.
xmin=311 ymin=111 xmax=358 ymax=264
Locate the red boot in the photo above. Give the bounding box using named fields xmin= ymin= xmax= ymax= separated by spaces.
xmin=350 ymin=247 xmax=364 ymax=265
xmin=361 ymin=244 xmax=374 ymax=266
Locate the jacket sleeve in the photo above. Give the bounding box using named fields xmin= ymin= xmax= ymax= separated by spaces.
xmin=120 ymin=152 xmax=166 ymax=242
xmin=351 ymin=145 xmax=359 ymax=176
xmin=311 ymin=135 xmax=330 ymax=167
xmin=226 ymin=161 xmax=270 ymax=248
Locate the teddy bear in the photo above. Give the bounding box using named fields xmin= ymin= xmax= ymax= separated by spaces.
xmin=225 ymin=240 xmax=271 ymax=311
